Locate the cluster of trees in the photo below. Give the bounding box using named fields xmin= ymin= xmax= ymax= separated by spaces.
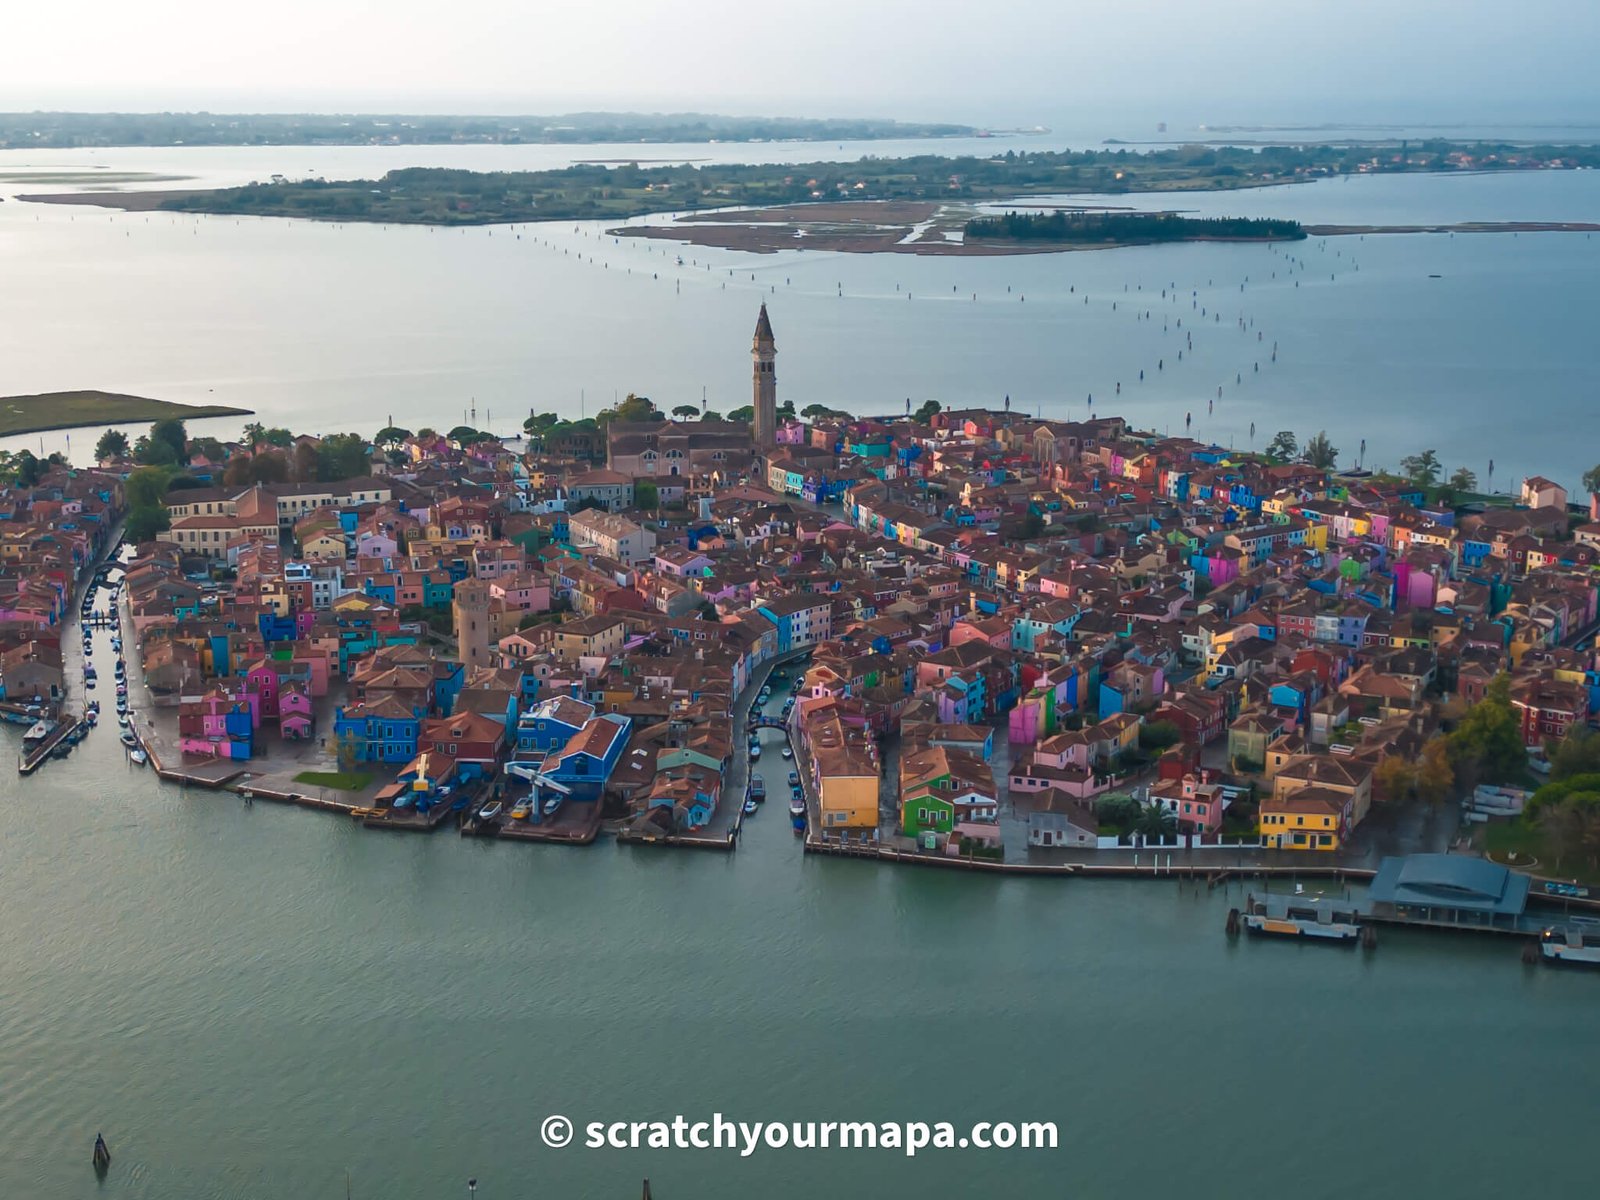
xmin=967 ymin=211 xmax=1305 ymax=244
xmin=1380 ymin=677 xmax=1530 ymax=807
xmin=1263 ymin=430 xmax=1338 ymax=469
xmin=0 ymin=448 xmax=68 ymax=487
xmin=222 ymin=431 xmax=371 ymax=488
xmin=1526 ymin=732 xmax=1600 ymax=871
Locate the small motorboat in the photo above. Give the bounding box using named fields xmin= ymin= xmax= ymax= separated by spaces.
xmin=510 ymin=798 xmax=531 ymax=820
xmin=120 ymin=730 xmax=138 ymax=747
xmin=743 ymin=799 xmax=758 ymax=816
xmin=789 ymin=797 xmax=806 ymax=818
xmin=128 ymin=748 xmax=149 ymax=765
xmin=23 ymin=720 xmax=52 ymax=744
xmin=479 ymin=801 xmax=504 ymax=822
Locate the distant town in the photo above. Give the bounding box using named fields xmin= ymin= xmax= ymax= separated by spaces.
xmin=0 ymin=110 xmax=979 ymax=150
xmin=4 ymin=306 xmax=1599 ymax=898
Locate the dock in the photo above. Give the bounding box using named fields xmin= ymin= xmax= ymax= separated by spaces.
xmin=18 ymin=712 xmax=83 ymax=775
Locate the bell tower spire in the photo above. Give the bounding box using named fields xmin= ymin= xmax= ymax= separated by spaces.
xmin=752 ymin=303 xmax=777 ymax=450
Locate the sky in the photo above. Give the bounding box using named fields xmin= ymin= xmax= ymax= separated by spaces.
xmin=5 ymin=0 xmax=1599 ymax=129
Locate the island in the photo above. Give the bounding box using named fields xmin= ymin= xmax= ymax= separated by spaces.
xmin=22 ymin=139 xmax=1600 ymax=229
xmin=0 ymin=110 xmax=978 ymax=150
xmin=964 ymin=210 xmax=1306 ymax=246
xmin=0 ymin=390 xmax=251 ymax=437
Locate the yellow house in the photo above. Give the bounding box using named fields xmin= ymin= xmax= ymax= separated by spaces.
xmin=1271 ymin=754 xmax=1374 ymax=827
xmin=804 ymin=709 xmax=880 ymax=830
xmin=1260 ymin=785 xmax=1350 ymax=850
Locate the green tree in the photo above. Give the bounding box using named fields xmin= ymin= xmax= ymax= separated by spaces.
xmin=671 ymin=404 xmax=700 ymax=421
xmin=1265 ymin=430 xmax=1298 ymax=460
xmin=633 ymin=480 xmax=659 ymax=510
xmin=596 ymin=393 xmax=661 ymax=427
xmin=1302 ymin=431 xmax=1338 ymax=469
xmin=248 ymin=451 xmax=290 ymax=484
xmin=133 ymin=433 xmax=179 ymax=467
xmin=190 ymin=436 xmax=226 ymax=462
xmin=1446 ymin=676 xmax=1526 ymax=786
xmin=125 ymin=465 xmax=174 ymax=510
xmin=1399 ymin=448 xmax=1442 ymax=489
xmin=375 ymin=426 xmax=412 ymax=447
xmin=124 ymin=506 xmax=170 ymax=542
xmin=149 ymin=418 xmax=189 ymax=464
xmin=293 ymin=441 xmax=319 ymax=482
xmin=317 ymin=433 xmax=371 ymax=481
xmin=801 ymin=404 xmax=832 ymax=419
xmin=1133 ymin=802 xmax=1177 ymax=840
xmin=261 ymin=427 xmax=294 ymax=448
xmin=1374 ymin=754 xmax=1415 ymax=803
xmin=726 ymin=405 xmax=755 ymax=423
xmin=913 ymin=399 xmax=942 ymax=423
xmin=94 ymin=429 xmax=130 ymax=461
xmin=1552 ymin=729 xmax=1600 ymax=781
xmin=1414 ymin=739 xmax=1455 ymax=805
xmin=1583 ymin=464 xmax=1600 ymax=497
xmin=1138 ymin=720 xmax=1181 ymax=751
xmin=241 ymin=421 xmax=266 ymax=448
xmin=1447 ymin=466 xmax=1478 ymax=493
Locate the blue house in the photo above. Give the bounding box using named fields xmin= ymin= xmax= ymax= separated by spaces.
xmin=514 ymin=696 xmax=596 ymax=756
xmin=334 ymin=697 xmax=425 ymax=763
xmin=542 ymin=713 xmax=632 ymax=803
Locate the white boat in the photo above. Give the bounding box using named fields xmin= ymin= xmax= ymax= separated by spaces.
xmin=129 ymin=748 xmax=149 ymax=765
xmin=1540 ymin=925 xmax=1600 ymax=967
xmin=1241 ymin=895 xmax=1363 ymax=942
xmin=23 ymin=721 xmax=52 ymax=743
xmin=120 ymin=730 xmax=138 ymax=747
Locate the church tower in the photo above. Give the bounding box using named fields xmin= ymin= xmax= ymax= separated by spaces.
xmin=752 ymin=303 xmax=777 ymax=450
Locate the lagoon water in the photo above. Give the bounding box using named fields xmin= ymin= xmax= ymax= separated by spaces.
xmin=1 ymin=147 xmax=1598 ymax=490
xmin=1 ymin=141 xmax=1599 ymax=1197
xmin=1 ymin=627 xmax=1597 ymax=1200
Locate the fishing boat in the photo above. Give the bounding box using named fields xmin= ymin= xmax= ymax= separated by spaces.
xmin=128 ymin=748 xmax=148 ymax=765
xmin=1240 ymin=894 xmax=1363 ymax=942
xmin=1540 ymin=924 xmax=1600 ymax=968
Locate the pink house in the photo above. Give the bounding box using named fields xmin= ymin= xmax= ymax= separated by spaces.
xmin=1149 ymin=773 xmax=1226 ymax=834
xmin=278 ymin=683 xmax=314 ymax=739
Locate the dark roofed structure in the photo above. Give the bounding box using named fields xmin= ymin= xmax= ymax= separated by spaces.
xmin=1368 ymin=854 xmax=1531 ymax=928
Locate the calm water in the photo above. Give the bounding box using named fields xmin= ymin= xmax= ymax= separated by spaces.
xmin=1 ymin=160 xmax=1597 ymax=491
xmin=2 ymin=150 xmax=1600 ymax=1196
xmin=0 ymin=624 xmax=1596 ymax=1199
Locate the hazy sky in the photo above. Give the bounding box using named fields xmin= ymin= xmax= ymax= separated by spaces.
xmin=7 ymin=0 xmax=1598 ymax=127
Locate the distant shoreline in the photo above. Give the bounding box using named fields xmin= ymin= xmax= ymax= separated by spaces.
xmin=0 ymin=390 xmax=251 ymax=438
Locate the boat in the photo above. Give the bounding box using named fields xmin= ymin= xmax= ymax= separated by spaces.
xmin=510 ymin=799 xmax=531 ymax=820
xmin=789 ymin=796 xmax=806 ymax=818
xmin=1540 ymin=925 xmax=1600 ymax=968
xmin=23 ymin=720 xmax=52 ymax=744
xmin=120 ymin=731 xmax=138 ymax=747
xmin=128 ymin=748 xmax=148 ymax=765
xmin=479 ymin=801 xmax=504 ymax=822
xmin=749 ymin=772 xmax=765 ymax=801
xmin=743 ymin=799 xmax=758 ymax=815
xmin=1240 ymin=894 xmax=1362 ymax=942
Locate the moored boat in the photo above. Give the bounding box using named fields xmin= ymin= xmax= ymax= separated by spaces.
xmin=1241 ymin=894 xmax=1363 ymax=942
xmin=128 ymin=748 xmax=148 ymax=765
xmin=1540 ymin=925 xmax=1600 ymax=968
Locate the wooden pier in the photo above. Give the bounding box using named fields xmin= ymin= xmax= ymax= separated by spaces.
xmin=18 ymin=713 xmax=82 ymax=775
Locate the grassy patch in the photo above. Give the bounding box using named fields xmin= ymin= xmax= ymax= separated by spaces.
xmin=293 ymin=770 xmax=374 ymax=792
xmin=0 ymin=390 xmax=251 ymax=437
xmin=1482 ymin=820 xmax=1600 ymax=885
